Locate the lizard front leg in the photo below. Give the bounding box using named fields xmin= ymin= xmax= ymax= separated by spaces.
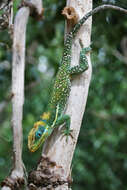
xmin=55 ymin=114 xmax=73 ymax=141
xmin=69 ymin=46 xmax=91 ymax=75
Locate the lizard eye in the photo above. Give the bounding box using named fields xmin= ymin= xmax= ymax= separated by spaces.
xmin=38 ymin=132 xmax=41 ymax=137
xmin=35 ymin=127 xmax=45 ymax=139
xmin=35 ymin=131 xmax=42 ymax=139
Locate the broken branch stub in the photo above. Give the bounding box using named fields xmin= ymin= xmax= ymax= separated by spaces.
xmin=21 ymin=0 xmax=44 ymax=19
xmin=62 ymin=6 xmax=79 ymax=25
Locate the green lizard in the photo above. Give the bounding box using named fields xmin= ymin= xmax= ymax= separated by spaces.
xmin=28 ymin=9 xmax=93 ymax=152
xmin=26 ymin=5 xmax=127 ymax=152
xmin=28 ymin=3 xmax=126 ymax=152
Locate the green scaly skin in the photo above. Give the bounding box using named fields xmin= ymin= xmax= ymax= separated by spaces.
xmin=28 ymin=11 xmax=92 ymax=152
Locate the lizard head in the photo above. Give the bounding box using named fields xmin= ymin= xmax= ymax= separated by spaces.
xmin=28 ymin=120 xmax=51 ymax=152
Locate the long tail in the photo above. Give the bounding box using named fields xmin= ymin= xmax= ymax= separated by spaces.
xmin=62 ymin=4 xmax=127 ymax=63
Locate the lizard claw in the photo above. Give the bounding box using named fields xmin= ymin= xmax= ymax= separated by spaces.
xmin=61 ymin=129 xmax=73 ymax=142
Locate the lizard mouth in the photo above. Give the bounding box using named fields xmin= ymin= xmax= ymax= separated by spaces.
xmin=28 ymin=135 xmax=46 ymax=152
xmin=28 ymin=128 xmax=47 ymax=152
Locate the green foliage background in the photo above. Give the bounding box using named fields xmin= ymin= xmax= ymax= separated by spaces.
xmin=0 ymin=0 xmax=127 ymax=189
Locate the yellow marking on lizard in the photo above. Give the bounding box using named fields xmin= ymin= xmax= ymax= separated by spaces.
xmin=51 ymin=104 xmax=59 ymax=128
xmin=41 ymin=112 xmax=51 ymax=120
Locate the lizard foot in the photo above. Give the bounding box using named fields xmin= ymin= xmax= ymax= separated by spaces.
xmin=61 ymin=129 xmax=73 ymax=142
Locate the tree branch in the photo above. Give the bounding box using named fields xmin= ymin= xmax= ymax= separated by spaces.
xmin=1 ymin=0 xmax=43 ymax=189
xmin=112 ymin=49 xmax=127 ymax=65
xmin=1 ymin=7 xmax=30 ymax=190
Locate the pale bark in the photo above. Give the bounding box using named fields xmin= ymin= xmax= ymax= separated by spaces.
xmin=1 ymin=6 xmax=30 ymax=190
xmin=46 ymin=0 xmax=91 ymax=172
xmin=42 ymin=0 xmax=92 ymax=188
xmin=11 ymin=4 xmax=29 ymax=181
xmin=26 ymin=0 xmax=43 ymax=15
xmin=1 ymin=0 xmax=43 ymax=189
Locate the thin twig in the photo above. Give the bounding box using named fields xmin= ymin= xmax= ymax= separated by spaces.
xmin=79 ymin=4 xmax=127 ymax=24
xmin=112 ymin=49 xmax=127 ymax=65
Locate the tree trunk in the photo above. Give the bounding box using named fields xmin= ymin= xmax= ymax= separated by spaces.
xmin=43 ymin=0 xmax=92 ymax=185
xmin=1 ymin=1 xmax=43 ymax=189
xmin=1 ymin=7 xmax=30 ymax=190
xmin=28 ymin=0 xmax=92 ymax=189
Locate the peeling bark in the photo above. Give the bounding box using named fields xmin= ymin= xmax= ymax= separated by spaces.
xmin=28 ymin=154 xmax=72 ymax=189
xmin=62 ymin=6 xmax=79 ymax=30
